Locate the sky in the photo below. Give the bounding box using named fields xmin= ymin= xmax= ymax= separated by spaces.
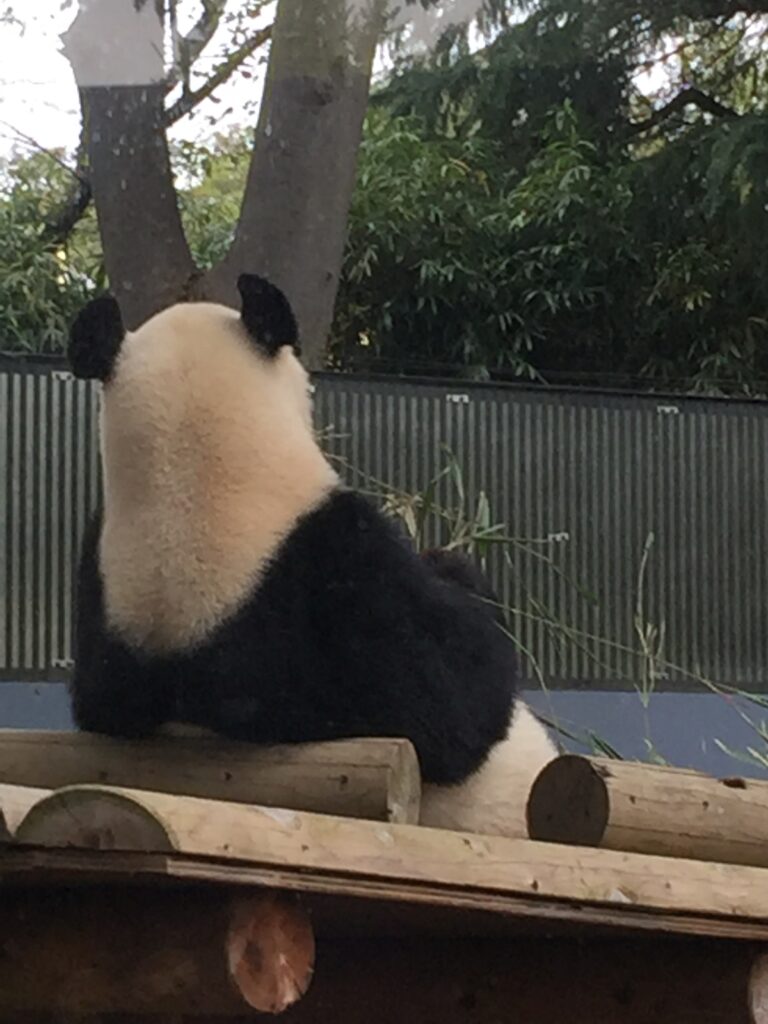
xmin=0 ymin=0 xmax=275 ymax=158
xmin=0 ymin=1 xmax=668 ymax=162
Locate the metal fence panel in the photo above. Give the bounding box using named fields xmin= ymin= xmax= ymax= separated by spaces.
xmin=2 ymin=361 xmax=767 ymax=690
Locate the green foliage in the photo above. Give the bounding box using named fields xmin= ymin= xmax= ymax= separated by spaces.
xmin=334 ymin=99 xmax=768 ymax=390
xmin=0 ymin=151 xmax=100 ymax=354
xmin=359 ymin=0 xmax=768 ymax=391
xmin=174 ymin=130 xmax=251 ymax=269
xmin=333 ymin=108 xmax=544 ymax=377
xmin=1 ymin=0 xmax=767 ymax=393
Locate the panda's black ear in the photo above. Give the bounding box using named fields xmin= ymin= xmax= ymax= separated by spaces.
xmin=237 ymin=273 xmax=299 ymax=357
xmin=68 ymin=294 xmax=125 ymax=382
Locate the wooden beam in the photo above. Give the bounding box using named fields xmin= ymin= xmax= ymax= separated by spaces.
xmin=0 ymin=888 xmax=314 ymax=1015
xmin=527 ymin=755 xmax=768 ymax=867
xmin=14 ymin=783 xmax=768 ymax=927
xmin=0 ymin=729 xmax=420 ymax=823
xmin=0 ymin=783 xmax=49 ymax=842
xmin=282 ymin=937 xmax=767 ymax=1024
xmin=2 ymin=926 xmax=763 ymax=1023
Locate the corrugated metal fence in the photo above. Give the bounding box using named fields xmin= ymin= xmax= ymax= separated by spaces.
xmin=3 ymin=360 xmax=768 ymax=690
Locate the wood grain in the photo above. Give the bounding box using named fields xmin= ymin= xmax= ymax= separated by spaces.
xmin=0 ymin=729 xmax=421 ymax=823
xmin=527 ymin=755 xmax=768 ymax=867
xmin=14 ymin=783 xmax=768 ymax=929
xmin=4 ymin=845 xmax=768 ymax=941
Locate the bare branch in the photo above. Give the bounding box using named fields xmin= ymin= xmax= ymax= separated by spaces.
xmin=41 ymin=103 xmax=92 ymax=247
xmin=165 ymin=0 xmax=228 ymax=94
xmin=626 ymin=86 xmax=739 ymax=137
xmin=164 ymin=24 xmax=272 ymax=126
xmin=44 ymin=14 xmax=271 ymax=248
xmin=0 ymin=118 xmax=83 ymax=183
xmin=0 ymin=116 xmax=93 ymax=248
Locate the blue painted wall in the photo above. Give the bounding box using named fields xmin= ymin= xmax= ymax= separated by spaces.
xmin=524 ymin=689 xmax=766 ymax=778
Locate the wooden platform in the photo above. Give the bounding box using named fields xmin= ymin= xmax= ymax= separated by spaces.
xmin=3 ymin=796 xmax=768 ymax=1022
xmin=2 ymin=735 xmax=768 ymax=1022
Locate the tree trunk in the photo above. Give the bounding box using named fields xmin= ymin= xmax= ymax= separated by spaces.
xmin=207 ymin=0 xmax=386 ymax=368
xmin=82 ymin=85 xmax=198 ymax=328
xmin=62 ymin=0 xmax=197 ymax=328
xmin=61 ymin=0 xmax=385 ymax=356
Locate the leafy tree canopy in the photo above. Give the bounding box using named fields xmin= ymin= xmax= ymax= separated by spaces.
xmin=344 ymin=0 xmax=768 ymax=391
xmin=1 ymin=0 xmax=767 ymax=393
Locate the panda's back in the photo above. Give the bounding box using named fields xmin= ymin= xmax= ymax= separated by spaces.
xmin=86 ymin=488 xmax=517 ymax=785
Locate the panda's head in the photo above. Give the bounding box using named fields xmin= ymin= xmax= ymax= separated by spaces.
xmin=67 ymin=273 xmax=312 ymax=431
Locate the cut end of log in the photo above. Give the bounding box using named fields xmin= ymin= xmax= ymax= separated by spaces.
xmin=0 ymin=783 xmax=53 ymax=842
xmin=526 ymin=755 xmax=609 ymax=846
xmin=227 ymin=893 xmax=315 ymax=1013
xmin=15 ymin=787 xmax=174 ymax=852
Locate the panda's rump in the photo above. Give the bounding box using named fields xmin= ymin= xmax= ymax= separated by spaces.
xmin=420 ymin=702 xmax=559 ymax=838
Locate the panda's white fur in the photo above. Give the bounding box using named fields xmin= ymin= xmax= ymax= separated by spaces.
xmin=168 ymin=701 xmax=559 ymax=840
xmin=99 ymin=301 xmax=337 ymax=654
xmin=421 ymin=701 xmax=558 ymax=837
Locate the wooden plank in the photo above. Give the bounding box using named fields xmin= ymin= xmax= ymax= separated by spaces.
xmin=0 ymin=784 xmax=49 ymax=842
xmin=4 ymin=846 xmax=768 ymax=942
xmin=527 ymin=755 xmax=768 ymax=867
xmin=0 ymin=888 xmax=314 ymax=1015
xmin=0 ymin=729 xmax=420 ymax=823
xmin=14 ymin=784 xmax=768 ymax=928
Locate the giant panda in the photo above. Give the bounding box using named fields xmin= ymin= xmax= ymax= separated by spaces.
xmin=66 ymin=272 xmax=554 ymax=831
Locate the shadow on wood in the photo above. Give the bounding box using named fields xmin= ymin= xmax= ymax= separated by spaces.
xmin=0 ymin=888 xmax=314 ymax=1015
xmin=4 ymin=930 xmax=765 ymax=1023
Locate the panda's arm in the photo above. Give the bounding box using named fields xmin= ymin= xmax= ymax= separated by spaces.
xmin=69 ymin=510 xmax=175 ymax=737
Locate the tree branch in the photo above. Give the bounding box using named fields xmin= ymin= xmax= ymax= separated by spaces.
xmin=41 ymin=174 xmax=92 ymax=248
xmin=47 ymin=13 xmax=272 ymax=248
xmin=165 ymin=0 xmax=228 ymax=94
xmin=164 ymin=24 xmax=272 ymax=126
xmin=0 ymin=117 xmax=92 ymax=248
xmin=0 ymin=119 xmax=82 ymax=182
xmin=41 ymin=108 xmax=92 ymax=247
xmin=626 ymin=86 xmax=739 ymax=137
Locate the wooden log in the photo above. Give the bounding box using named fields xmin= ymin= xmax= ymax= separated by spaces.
xmin=526 ymin=754 xmax=768 ymax=867
xmin=0 ymin=783 xmax=49 ymax=842
xmin=0 ymin=888 xmax=314 ymax=1015
xmin=0 ymin=729 xmax=420 ymax=823
xmin=16 ymin=782 xmax=768 ymax=926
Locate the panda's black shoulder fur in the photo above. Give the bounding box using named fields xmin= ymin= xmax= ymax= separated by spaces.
xmin=70 ymin=489 xmax=518 ymax=785
xmin=420 ymin=548 xmax=503 ymax=612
